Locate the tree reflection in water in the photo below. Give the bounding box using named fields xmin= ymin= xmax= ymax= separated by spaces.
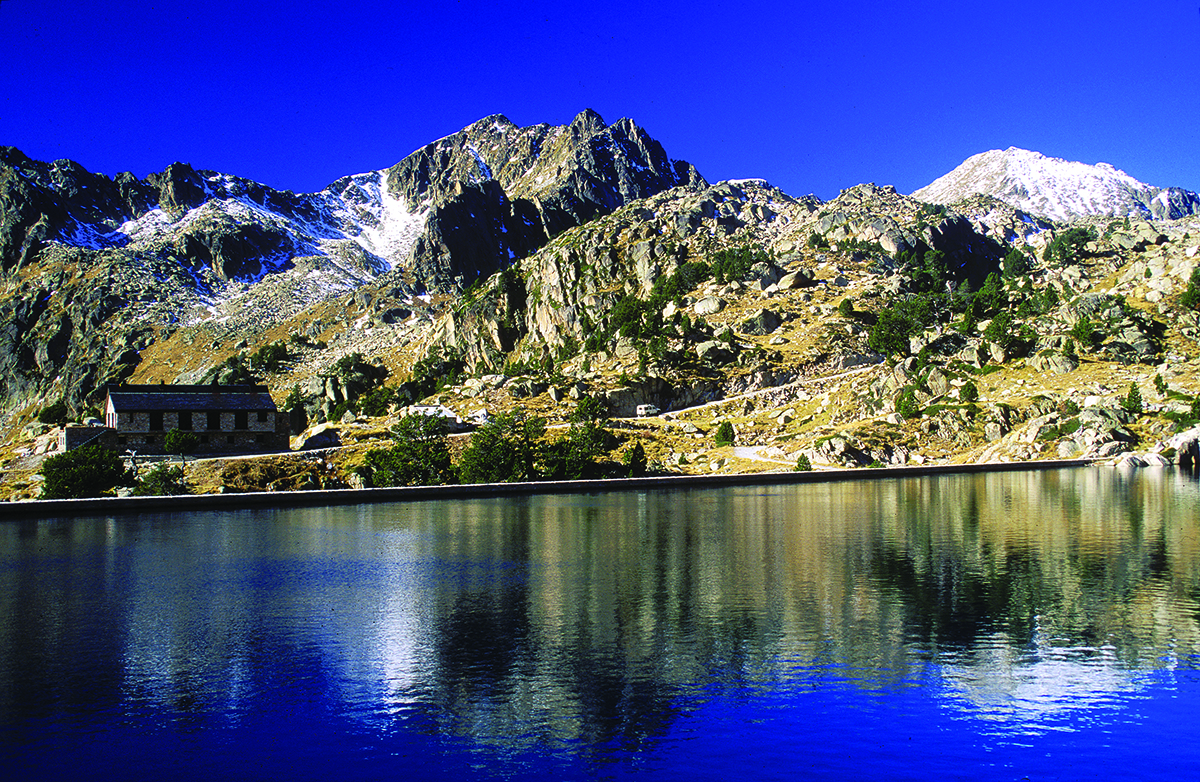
xmin=3 ymin=467 xmax=1200 ymax=780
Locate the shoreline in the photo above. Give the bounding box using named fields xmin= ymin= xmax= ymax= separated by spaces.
xmin=0 ymin=458 xmax=1108 ymax=519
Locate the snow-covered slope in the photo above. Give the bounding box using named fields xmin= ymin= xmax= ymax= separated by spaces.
xmin=99 ymin=168 xmax=427 ymax=282
xmin=912 ymin=147 xmax=1200 ymax=223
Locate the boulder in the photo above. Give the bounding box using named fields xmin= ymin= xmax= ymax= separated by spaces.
xmin=1167 ymin=424 xmax=1200 ymax=468
xmin=926 ymin=368 xmax=950 ymax=397
xmin=740 ymin=308 xmax=781 ymax=336
xmin=507 ymin=378 xmax=548 ymax=398
xmin=694 ymin=296 xmax=725 ymax=316
xmin=1030 ymin=352 xmax=1079 ymax=375
xmin=295 ymin=423 xmax=340 ymax=450
xmin=1058 ymin=440 xmax=1080 ymax=458
xmin=380 ymin=307 xmax=412 ymax=324
xmin=777 ymin=269 xmax=815 ymax=290
xmin=958 ymin=344 xmax=988 ymax=366
xmin=696 ymin=341 xmax=737 ymax=366
xmin=750 ymin=261 xmax=783 ymax=288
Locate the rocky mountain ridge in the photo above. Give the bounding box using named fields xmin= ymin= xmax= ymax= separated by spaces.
xmin=913 ymin=147 xmax=1200 ymax=223
xmin=0 ymin=110 xmax=702 ymax=412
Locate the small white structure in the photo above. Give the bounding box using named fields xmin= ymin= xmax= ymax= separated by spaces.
xmin=636 ymin=404 xmax=660 ymax=418
xmin=404 ymin=404 xmax=470 ymax=431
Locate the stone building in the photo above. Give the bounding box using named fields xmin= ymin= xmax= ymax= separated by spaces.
xmin=61 ymin=384 xmax=289 ymax=455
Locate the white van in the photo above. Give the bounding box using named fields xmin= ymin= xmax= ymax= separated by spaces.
xmin=636 ymin=404 xmax=660 ymax=418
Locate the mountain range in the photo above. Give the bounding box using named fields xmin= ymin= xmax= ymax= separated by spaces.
xmin=3 ymin=110 xmax=1200 ymax=496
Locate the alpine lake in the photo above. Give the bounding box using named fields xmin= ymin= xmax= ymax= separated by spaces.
xmin=3 ymin=466 xmax=1200 ymax=780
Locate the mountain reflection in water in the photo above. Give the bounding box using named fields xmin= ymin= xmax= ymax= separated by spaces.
xmin=3 ymin=467 xmax=1200 ymax=780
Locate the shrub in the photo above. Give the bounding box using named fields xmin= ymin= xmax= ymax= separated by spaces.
xmin=622 ymin=441 xmax=647 ymax=477
xmin=610 ymin=295 xmax=643 ymax=339
xmin=1181 ymin=267 xmax=1200 ymax=311
xmin=1155 ymin=374 xmax=1169 ymax=396
xmin=543 ymin=421 xmax=610 ymax=480
xmin=868 ymin=309 xmax=915 ymax=356
xmin=212 ymin=353 xmax=257 ymax=385
xmin=1070 ymin=315 xmax=1099 ymax=350
xmin=502 ymin=355 xmax=539 ymax=377
xmin=569 ymin=396 xmax=608 ymax=424
xmin=132 ymin=464 xmax=189 ymax=496
xmin=328 ymin=400 xmax=357 ymax=423
xmin=838 ymin=298 xmax=855 ymax=318
xmin=896 ymin=388 xmax=922 ymax=419
xmin=673 ymin=260 xmax=714 ymax=292
xmin=284 ymin=383 xmax=304 ymax=412
xmin=714 ymin=421 xmax=735 ymax=446
xmin=1043 ymin=227 xmax=1094 ymax=266
xmin=251 ymin=340 xmax=289 ymax=373
xmin=358 ymin=386 xmax=394 ymax=418
xmin=983 ymin=310 xmax=1021 ymax=352
xmin=38 ymin=400 xmax=69 ymax=426
xmin=40 ymin=444 xmax=132 ymax=499
xmin=960 ymin=381 xmax=979 ymax=403
xmin=710 ymin=245 xmax=768 ymax=283
xmin=955 ymin=307 xmax=977 ymax=335
xmin=974 ymin=272 xmax=1007 ymax=315
xmin=164 ymin=428 xmax=199 ymax=457
xmin=457 ymin=412 xmax=546 ymax=484
xmin=409 ymin=347 xmax=464 ymax=397
xmin=1121 ymin=383 xmax=1143 ymax=415
xmin=1002 ymin=248 xmax=1031 ymax=279
xmin=334 ymin=351 xmax=366 ymax=378
xmin=360 ymin=414 xmax=455 ymax=487
xmin=584 ymin=331 xmax=606 ymax=354
xmin=794 ymin=453 xmax=813 ymax=472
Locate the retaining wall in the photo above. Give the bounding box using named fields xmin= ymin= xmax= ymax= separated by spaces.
xmin=0 ymin=459 xmax=1104 ymax=520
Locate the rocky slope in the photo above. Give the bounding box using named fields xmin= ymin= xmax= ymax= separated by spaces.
xmin=4 ymin=127 xmax=1200 ymax=497
xmin=914 ymin=147 xmax=1200 ymax=223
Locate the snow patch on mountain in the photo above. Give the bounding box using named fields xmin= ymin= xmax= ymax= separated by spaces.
xmin=913 ymin=147 xmax=1200 ymax=222
xmin=103 ymin=169 xmax=427 ymax=281
xmin=319 ymin=170 xmax=429 ymax=267
xmin=56 ymin=218 xmax=129 ymax=251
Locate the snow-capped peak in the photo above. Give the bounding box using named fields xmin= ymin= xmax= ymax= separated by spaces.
xmin=912 ymin=147 xmax=1200 ymax=222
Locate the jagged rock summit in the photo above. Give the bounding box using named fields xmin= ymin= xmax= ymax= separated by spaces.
xmin=0 ymin=109 xmax=703 ymax=294
xmin=913 ymin=147 xmax=1200 ymax=223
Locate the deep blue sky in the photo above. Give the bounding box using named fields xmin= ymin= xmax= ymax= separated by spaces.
xmin=3 ymin=0 xmax=1198 ymax=200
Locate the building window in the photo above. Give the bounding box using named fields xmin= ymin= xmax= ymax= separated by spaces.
xmin=234 ymin=411 xmax=248 ymax=430
xmin=179 ymin=411 xmax=192 ymax=431
xmin=207 ymin=411 xmax=220 ymax=430
xmin=118 ymin=436 xmax=127 ymax=446
xmin=226 ymin=435 xmax=234 ymax=445
xmin=145 ymin=436 xmax=155 ymax=445
xmin=257 ymin=411 xmax=268 ymax=423
xmin=201 ymin=435 xmax=209 ymax=444
xmin=149 ymin=411 xmax=163 ymax=431
xmin=255 ymin=434 xmax=265 ymax=444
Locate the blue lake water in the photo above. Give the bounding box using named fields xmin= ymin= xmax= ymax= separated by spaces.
xmin=3 ymin=467 xmax=1200 ymax=780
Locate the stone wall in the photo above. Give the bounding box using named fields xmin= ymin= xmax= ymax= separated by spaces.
xmin=65 ymin=412 xmax=289 ymax=455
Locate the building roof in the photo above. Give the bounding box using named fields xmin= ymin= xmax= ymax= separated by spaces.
xmin=105 ymin=384 xmax=279 ymax=413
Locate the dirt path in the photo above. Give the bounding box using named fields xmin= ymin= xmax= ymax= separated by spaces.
xmin=661 ymin=363 xmax=880 ymax=419
xmin=731 ymin=446 xmax=794 ymax=465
